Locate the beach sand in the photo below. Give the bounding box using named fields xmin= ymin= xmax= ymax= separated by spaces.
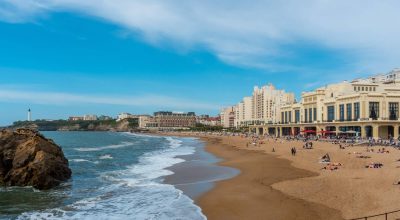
xmin=197 ymin=137 xmax=343 ymax=220
xmin=159 ymin=132 xmax=400 ymax=219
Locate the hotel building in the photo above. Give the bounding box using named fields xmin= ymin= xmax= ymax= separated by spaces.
xmin=250 ymin=69 xmax=400 ymax=139
xmin=153 ymin=111 xmax=196 ymax=128
xmin=221 ymin=84 xmax=295 ymax=128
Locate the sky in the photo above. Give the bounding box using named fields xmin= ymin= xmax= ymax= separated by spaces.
xmin=1 ymin=0 xmax=400 ymax=126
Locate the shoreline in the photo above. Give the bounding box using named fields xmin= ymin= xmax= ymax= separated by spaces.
xmin=195 ymin=136 xmax=343 ymax=220
xmin=163 ymin=136 xmax=239 ymax=200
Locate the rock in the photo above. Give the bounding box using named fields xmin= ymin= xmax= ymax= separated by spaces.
xmin=0 ymin=128 xmax=71 ymax=190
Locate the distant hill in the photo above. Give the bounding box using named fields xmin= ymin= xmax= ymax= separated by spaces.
xmin=9 ymin=119 xmax=140 ymax=132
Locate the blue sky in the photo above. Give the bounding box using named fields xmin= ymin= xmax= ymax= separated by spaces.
xmin=1 ymin=1 xmax=400 ymax=125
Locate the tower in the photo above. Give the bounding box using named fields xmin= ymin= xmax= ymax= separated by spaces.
xmin=28 ymin=108 xmax=32 ymax=121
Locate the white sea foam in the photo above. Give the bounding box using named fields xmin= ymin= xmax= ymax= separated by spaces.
xmin=123 ymin=132 xmax=162 ymax=139
xmin=19 ymin=136 xmax=205 ymax=220
xmin=74 ymin=142 xmax=133 ymax=152
xmin=70 ymin=159 xmax=92 ymax=163
xmin=99 ymin=154 xmax=113 ymax=160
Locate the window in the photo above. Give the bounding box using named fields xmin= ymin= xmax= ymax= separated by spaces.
xmin=309 ymin=108 xmax=312 ymax=122
xmin=354 ymin=102 xmax=360 ymax=120
xmin=389 ymin=102 xmax=399 ymax=120
xmin=327 ymin=106 xmax=335 ymax=122
xmin=313 ymin=108 xmax=317 ymax=121
xmin=362 ymin=87 xmax=364 ymax=91
xmin=369 ymin=102 xmax=379 ymax=120
xmin=281 ymin=112 xmax=284 ymax=123
xmin=304 ymin=109 xmax=308 ymax=123
xmin=284 ymin=111 xmax=288 ymax=123
xmin=354 ymin=87 xmax=357 ymax=91
xmin=295 ymin=110 xmax=300 ymax=123
xmin=339 ymin=104 xmax=345 ymax=121
xmin=346 ymin=103 xmax=352 ymax=121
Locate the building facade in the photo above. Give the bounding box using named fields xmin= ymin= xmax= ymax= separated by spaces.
xmin=221 ymin=106 xmax=236 ymax=128
xmin=250 ymin=69 xmax=400 ymax=139
xmin=153 ymin=111 xmax=196 ymax=128
xmin=226 ymin=83 xmax=295 ymax=128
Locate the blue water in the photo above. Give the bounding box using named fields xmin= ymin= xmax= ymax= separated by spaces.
xmin=0 ymin=132 xmax=206 ymax=220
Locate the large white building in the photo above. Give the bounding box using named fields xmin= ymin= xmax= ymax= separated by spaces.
xmin=251 ymin=68 xmax=400 ymax=139
xmin=222 ymin=83 xmax=295 ymax=128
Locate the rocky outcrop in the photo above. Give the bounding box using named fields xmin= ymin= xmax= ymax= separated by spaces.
xmin=0 ymin=128 xmax=71 ymax=190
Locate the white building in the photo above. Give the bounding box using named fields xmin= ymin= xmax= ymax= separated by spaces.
xmin=220 ymin=106 xmax=236 ymax=128
xmin=83 ymin=115 xmax=98 ymax=121
xmin=117 ymin=113 xmax=133 ymax=121
xmin=252 ymin=84 xmax=295 ymax=124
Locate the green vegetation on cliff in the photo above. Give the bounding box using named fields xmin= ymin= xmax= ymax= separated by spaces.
xmin=11 ymin=119 xmax=139 ymax=131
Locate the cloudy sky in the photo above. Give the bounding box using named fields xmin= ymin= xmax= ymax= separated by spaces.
xmin=0 ymin=0 xmax=399 ymax=125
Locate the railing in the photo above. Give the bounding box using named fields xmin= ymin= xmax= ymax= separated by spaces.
xmin=350 ymin=209 xmax=400 ymax=220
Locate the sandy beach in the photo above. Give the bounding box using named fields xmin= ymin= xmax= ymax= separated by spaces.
xmin=196 ymin=136 xmax=342 ymax=220
xmin=159 ymin=132 xmax=400 ymax=220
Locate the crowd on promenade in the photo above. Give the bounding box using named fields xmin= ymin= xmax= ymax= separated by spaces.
xmin=156 ymin=129 xmax=400 ymax=148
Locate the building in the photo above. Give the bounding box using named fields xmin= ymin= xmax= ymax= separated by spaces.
xmin=69 ymin=116 xmax=84 ymax=121
xmin=252 ymin=84 xmax=295 ymax=124
xmin=117 ymin=113 xmax=133 ymax=121
xmin=234 ymin=96 xmax=254 ymax=127
xmin=68 ymin=115 xmax=98 ymax=121
xmin=229 ymin=84 xmax=295 ymax=128
xmin=250 ymin=69 xmax=400 ymax=139
xmin=221 ymin=106 xmax=236 ymax=128
xmin=98 ymin=115 xmax=113 ymax=120
xmin=153 ymin=111 xmax=196 ymax=128
xmin=197 ymin=115 xmax=221 ymax=126
xmin=83 ymin=115 xmax=98 ymax=121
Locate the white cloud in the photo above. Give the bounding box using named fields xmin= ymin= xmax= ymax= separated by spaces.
xmin=0 ymin=89 xmax=218 ymax=110
xmin=1 ymin=0 xmax=400 ymax=73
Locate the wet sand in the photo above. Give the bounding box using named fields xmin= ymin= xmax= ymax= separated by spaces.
xmin=196 ymin=137 xmax=343 ymax=220
xmin=164 ymin=137 xmax=239 ymax=200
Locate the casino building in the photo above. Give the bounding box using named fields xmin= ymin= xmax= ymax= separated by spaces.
xmin=250 ymin=69 xmax=400 ymax=139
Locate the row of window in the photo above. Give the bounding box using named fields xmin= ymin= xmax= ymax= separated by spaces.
xmin=279 ymin=102 xmax=399 ymax=124
xmin=354 ymin=86 xmax=376 ymax=92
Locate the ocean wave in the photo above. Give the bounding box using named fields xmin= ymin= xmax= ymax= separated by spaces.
xmin=123 ymin=132 xmax=162 ymax=139
xmin=74 ymin=142 xmax=133 ymax=152
xmin=165 ymin=137 xmax=183 ymax=148
xmin=18 ymin=135 xmax=205 ymax=220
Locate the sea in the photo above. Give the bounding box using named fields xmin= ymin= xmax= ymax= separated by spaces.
xmin=0 ymin=131 xmax=236 ymax=220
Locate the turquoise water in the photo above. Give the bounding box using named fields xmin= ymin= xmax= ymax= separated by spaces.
xmin=0 ymin=132 xmax=206 ymax=220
